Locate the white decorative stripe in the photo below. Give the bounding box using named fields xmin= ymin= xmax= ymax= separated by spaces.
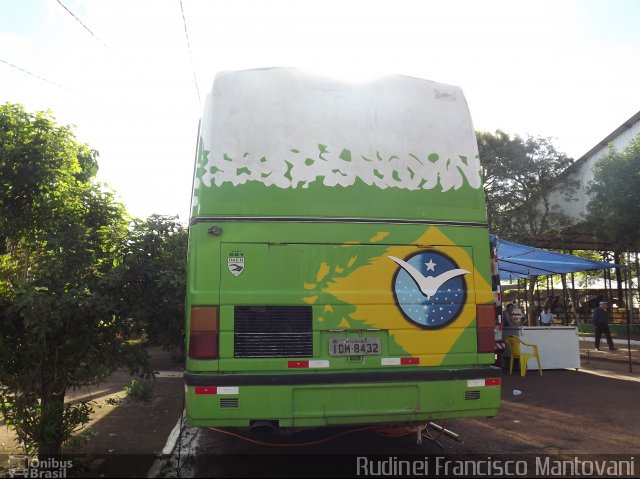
xmin=202 ymin=148 xmax=481 ymax=192
xmin=381 ymin=358 xmax=401 ymax=366
xmin=199 ymin=69 xmax=481 ymax=197
xmin=308 ymin=360 xmax=330 ymax=368
xmin=217 ymin=386 xmax=239 ymax=395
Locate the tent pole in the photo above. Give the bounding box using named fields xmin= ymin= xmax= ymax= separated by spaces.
xmin=525 ymin=277 xmax=533 ymax=326
xmin=561 ymin=274 xmax=569 ymax=326
xmin=614 ymin=252 xmax=624 ymax=308
xmin=536 ymin=281 xmax=541 ymax=318
xmin=624 ymin=255 xmax=633 ymax=373
xmin=605 ymin=264 xmax=613 ymax=304
xmin=570 ymin=271 xmax=577 ymax=324
xmin=636 ymin=253 xmax=640 ymax=321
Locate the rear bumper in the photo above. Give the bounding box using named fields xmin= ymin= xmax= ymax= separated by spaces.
xmin=184 ymin=366 xmax=501 ymax=387
xmin=185 ymin=367 xmax=501 ymax=428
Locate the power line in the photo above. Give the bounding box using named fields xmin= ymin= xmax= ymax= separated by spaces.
xmin=0 ymin=58 xmax=80 ymax=95
xmin=55 ymin=0 xmax=109 ymax=50
xmin=179 ymin=0 xmax=202 ymax=105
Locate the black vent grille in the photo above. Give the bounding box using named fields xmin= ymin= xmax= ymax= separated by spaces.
xmin=220 ymin=398 xmax=239 ymax=408
xmin=234 ymin=306 xmax=312 ymax=358
xmin=465 ymin=390 xmax=481 ymax=401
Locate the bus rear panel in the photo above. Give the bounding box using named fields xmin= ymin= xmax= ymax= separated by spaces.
xmin=185 ymin=68 xmax=501 ymax=429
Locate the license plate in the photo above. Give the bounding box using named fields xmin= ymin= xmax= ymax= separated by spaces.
xmin=329 ymin=337 xmax=381 ymax=356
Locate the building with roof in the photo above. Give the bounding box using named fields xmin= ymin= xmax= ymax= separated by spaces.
xmin=534 ymin=110 xmax=640 ymax=250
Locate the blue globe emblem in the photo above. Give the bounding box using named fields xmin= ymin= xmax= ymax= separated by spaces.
xmin=391 ymin=251 xmax=468 ymax=329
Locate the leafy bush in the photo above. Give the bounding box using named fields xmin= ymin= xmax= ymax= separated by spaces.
xmin=124 ymin=376 xmax=155 ymax=402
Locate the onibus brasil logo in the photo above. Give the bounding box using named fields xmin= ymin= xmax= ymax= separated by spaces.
xmin=390 ymin=251 xmax=469 ymax=329
xmin=7 ymin=455 xmax=72 ymax=478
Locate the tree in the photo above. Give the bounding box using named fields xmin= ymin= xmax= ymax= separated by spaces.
xmin=477 ymin=130 xmax=576 ymax=243
xmin=478 ymin=130 xmax=576 ymax=323
xmin=586 ymin=133 xmax=640 ymax=252
xmin=0 ymin=104 xmax=145 ymax=456
xmin=106 ymin=215 xmax=187 ymax=357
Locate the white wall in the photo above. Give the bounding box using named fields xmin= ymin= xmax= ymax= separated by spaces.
xmin=545 ymin=113 xmax=640 ymax=222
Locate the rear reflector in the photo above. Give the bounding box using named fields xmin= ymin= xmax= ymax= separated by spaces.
xmin=467 ymin=378 xmax=501 ymax=387
xmin=287 ymin=360 xmax=308 ymax=368
xmin=195 ymin=387 xmax=217 ymax=395
xmin=287 ymin=360 xmax=330 ymax=369
xmin=195 ymin=386 xmax=239 ymax=395
xmin=401 ymin=357 xmax=420 ymax=365
xmin=381 ymin=357 xmax=420 ymax=366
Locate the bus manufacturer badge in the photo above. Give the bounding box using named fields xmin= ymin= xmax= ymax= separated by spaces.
xmin=227 ymin=251 xmax=245 ymax=276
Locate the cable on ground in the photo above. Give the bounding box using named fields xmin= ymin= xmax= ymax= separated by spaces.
xmin=209 ymin=420 xmax=453 ymax=449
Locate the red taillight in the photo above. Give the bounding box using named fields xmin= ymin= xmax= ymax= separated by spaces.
xmin=477 ymin=304 xmax=497 ymax=353
xmin=188 ymin=306 xmax=219 ymax=359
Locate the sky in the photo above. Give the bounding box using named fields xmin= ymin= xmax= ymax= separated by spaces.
xmin=1 ymin=0 xmax=640 ymax=222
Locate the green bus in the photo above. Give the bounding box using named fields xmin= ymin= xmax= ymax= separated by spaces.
xmin=184 ymin=68 xmax=501 ymax=430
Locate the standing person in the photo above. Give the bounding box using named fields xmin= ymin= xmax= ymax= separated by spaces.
xmin=512 ymin=302 xmax=524 ymax=325
xmin=592 ymin=300 xmax=617 ymax=351
xmin=550 ymin=295 xmax=561 ymax=314
xmin=502 ymin=303 xmax=517 ymax=327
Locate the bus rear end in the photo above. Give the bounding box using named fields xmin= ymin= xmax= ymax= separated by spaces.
xmin=184 ymin=68 xmax=501 ymax=429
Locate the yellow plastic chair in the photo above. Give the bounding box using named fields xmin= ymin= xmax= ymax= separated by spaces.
xmin=504 ymin=335 xmax=543 ymax=377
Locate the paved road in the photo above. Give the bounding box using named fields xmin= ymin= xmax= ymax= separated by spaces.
xmin=159 ymin=363 xmax=640 ymax=478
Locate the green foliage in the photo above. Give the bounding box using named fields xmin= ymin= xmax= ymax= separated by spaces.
xmin=124 ymin=376 xmax=156 ymax=402
xmin=62 ymin=429 xmax=97 ymax=453
xmin=586 ymin=133 xmax=640 ymax=251
xmin=106 ymin=215 xmax=187 ymax=357
xmin=477 ymin=130 xmax=576 ymax=242
xmin=0 ymin=103 xmax=148 ymax=456
xmin=0 ymin=388 xmax=93 ymax=455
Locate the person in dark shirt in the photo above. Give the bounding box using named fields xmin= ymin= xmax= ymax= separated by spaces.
xmin=592 ymin=300 xmax=617 ymax=351
xmin=502 ymin=303 xmax=517 ymax=327
xmin=550 ymin=295 xmax=561 ymax=313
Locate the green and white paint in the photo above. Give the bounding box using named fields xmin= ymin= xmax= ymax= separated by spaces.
xmin=185 ymin=69 xmax=500 ymax=429
xmin=196 ymin=144 xmax=481 ymax=191
xmin=191 ymin=68 xmax=485 ymax=221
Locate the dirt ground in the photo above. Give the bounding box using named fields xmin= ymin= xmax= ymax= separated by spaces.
xmin=0 ymin=346 xmax=185 ymax=478
xmin=2 ymin=340 xmax=639 ymax=477
xmin=445 ymin=338 xmax=640 ymax=457
xmin=162 ymin=348 xmax=640 ymax=478
xmin=447 ymin=361 xmax=640 ymax=455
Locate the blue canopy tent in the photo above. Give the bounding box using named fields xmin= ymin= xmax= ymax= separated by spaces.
xmin=493 ymin=235 xmax=620 ymax=281
xmin=493 ymin=235 xmax=634 ymax=372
